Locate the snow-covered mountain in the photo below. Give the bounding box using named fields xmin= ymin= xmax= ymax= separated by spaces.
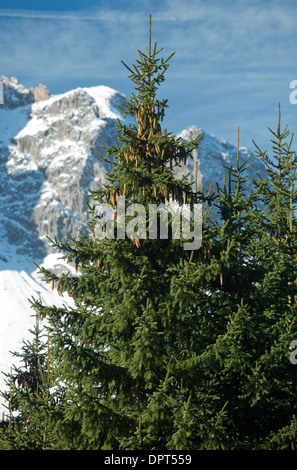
xmin=0 ymin=76 xmax=266 ymax=412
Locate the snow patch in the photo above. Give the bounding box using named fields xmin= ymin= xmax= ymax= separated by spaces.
xmin=0 ymin=256 xmax=75 ymax=414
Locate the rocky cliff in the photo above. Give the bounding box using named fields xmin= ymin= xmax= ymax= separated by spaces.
xmin=0 ymin=76 xmax=126 ymax=269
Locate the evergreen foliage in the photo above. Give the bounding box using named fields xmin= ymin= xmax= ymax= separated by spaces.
xmin=0 ymin=315 xmax=65 ymax=449
xmin=1 ymin=17 xmax=297 ymax=450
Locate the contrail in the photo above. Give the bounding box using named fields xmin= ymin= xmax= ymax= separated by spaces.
xmin=0 ymin=9 xmax=124 ymax=21
xmin=0 ymin=8 xmax=178 ymax=23
xmin=0 ymin=8 xmax=142 ymax=22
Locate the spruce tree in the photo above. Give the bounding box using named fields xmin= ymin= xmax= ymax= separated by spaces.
xmin=172 ymin=109 xmax=297 ymax=450
xmin=247 ymin=105 xmax=297 ymax=449
xmin=0 ymin=314 xmax=64 ymax=450
xmin=28 ymin=16 xmax=208 ymax=450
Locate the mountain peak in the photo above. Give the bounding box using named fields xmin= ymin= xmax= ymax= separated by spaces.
xmin=0 ymin=75 xmax=50 ymax=110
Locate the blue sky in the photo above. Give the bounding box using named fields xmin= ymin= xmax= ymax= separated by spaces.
xmin=1 ymin=0 xmax=297 ymax=152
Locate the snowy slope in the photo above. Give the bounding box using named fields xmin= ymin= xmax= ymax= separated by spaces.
xmin=0 ymin=253 xmax=76 ymax=414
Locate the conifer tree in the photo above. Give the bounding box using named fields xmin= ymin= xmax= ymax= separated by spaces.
xmin=0 ymin=314 xmax=64 ymax=449
xmin=247 ymin=105 xmax=297 ymax=449
xmin=27 ymin=16 xmax=208 ymax=450
xmin=171 ymin=109 xmax=297 ymax=450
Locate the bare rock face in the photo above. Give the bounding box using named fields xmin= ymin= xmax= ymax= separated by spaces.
xmin=0 ymin=77 xmax=126 ymax=267
xmin=30 ymin=84 xmax=50 ymax=103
